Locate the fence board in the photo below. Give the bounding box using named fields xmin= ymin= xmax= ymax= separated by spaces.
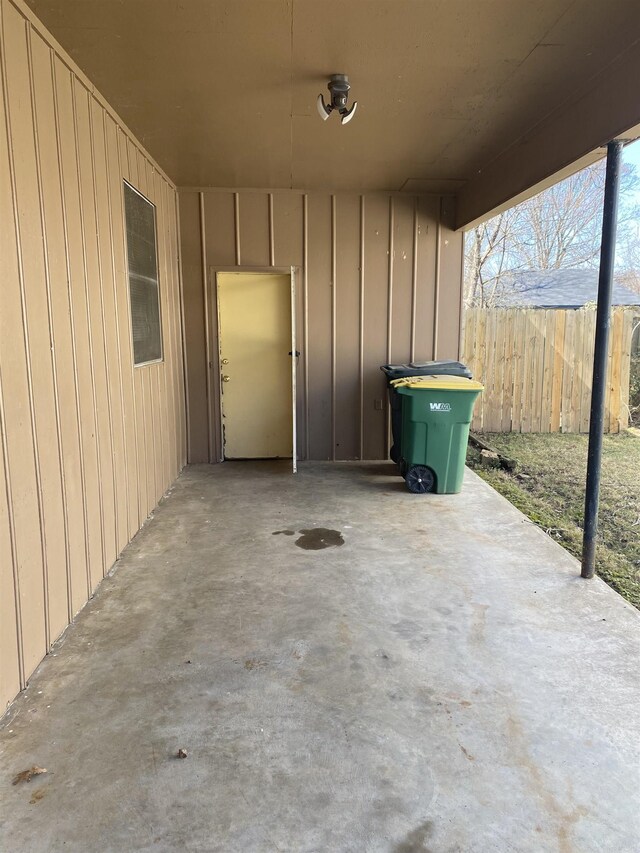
xmin=579 ymin=311 xmax=595 ymax=433
xmin=473 ymin=308 xmax=486 ymax=431
xmin=463 ymin=306 xmax=636 ymax=434
xmin=501 ymin=309 xmax=514 ymax=432
xmin=608 ymin=310 xmax=623 ymax=433
xmin=511 ymin=309 xmax=525 ymax=432
xmin=484 ymin=309 xmax=498 ymax=431
xmin=550 ymin=311 xmax=565 ymax=432
xmin=540 ymin=310 xmax=555 ymax=433
xmin=570 ymin=312 xmax=585 ymax=434
xmin=619 ymin=311 xmax=633 ymax=429
xmin=560 ymin=311 xmax=575 ymax=432
xmin=529 ymin=312 xmax=544 ymax=432
xmin=520 ymin=311 xmax=534 ymax=433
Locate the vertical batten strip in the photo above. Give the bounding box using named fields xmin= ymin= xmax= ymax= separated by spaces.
xmin=165 ymin=183 xmax=180 ymax=471
xmin=0 ymin=5 xmax=25 ymax=685
xmin=102 ymin=115 xmax=130 ymax=545
xmin=234 ymin=192 xmax=241 ymax=265
xmin=410 ymin=196 xmax=419 ymax=362
xmin=433 ymin=199 xmax=442 ymax=360
xmin=268 ymin=192 xmax=275 ymax=266
xmin=51 ymin=55 xmax=85 ymax=615
xmin=137 ymin=158 xmax=157 ymax=508
xmin=127 ymin=144 xmax=151 ymax=517
xmin=200 ymin=192 xmax=214 ymax=463
xmin=0 ymin=26 xmax=26 ymax=652
xmin=149 ymin=169 xmax=166 ymax=492
xmin=386 ymin=196 xmax=395 ymax=455
xmin=87 ymin=93 xmax=118 ymax=562
xmin=130 ymin=148 xmax=152 ymax=514
xmin=0 ymin=369 xmax=25 ymax=685
xmin=303 ymin=193 xmax=310 ymax=460
xmin=164 ymin=183 xmax=179 ymax=470
xmin=71 ymin=78 xmax=106 ymax=589
xmin=359 ymin=195 xmax=365 ymax=459
xmin=140 ymin=366 xmax=150 ymax=508
xmin=1 ymin=10 xmax=49 ymax=646
xmin=156 ymin=173 xmax=172 ymax=484
xmin=386 ymin=196 xmax=394 ymax=363
xmin=117 ymin=131 xmax=142 ymax=529
xmin=26 ymin=25 xmax=70 ymax=629
xmin=331 ymin=195 xmax=337 ymax=461
xmin=175 ymin=192 xmax=190 ymax=466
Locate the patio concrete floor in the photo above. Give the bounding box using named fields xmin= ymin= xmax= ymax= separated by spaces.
xmin=1 ymin=462 xmax=639 ymax=853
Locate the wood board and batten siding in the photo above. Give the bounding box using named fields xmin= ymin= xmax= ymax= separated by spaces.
xmin=179 ymin=190 xmax=465 ymax=463
xmin=462 ymin=307 xmax=635 ymax=434
xmin=0 ymin=0 xmax=186 ymax=711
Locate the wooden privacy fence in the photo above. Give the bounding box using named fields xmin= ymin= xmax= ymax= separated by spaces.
xmin=462 ymin=307 xmax=636 ymax=434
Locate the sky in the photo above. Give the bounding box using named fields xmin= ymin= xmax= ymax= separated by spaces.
xmin=623 ymin=137 xmax=640 ymax=172
xmin=622 ymin=138 xmax=640 ymax=252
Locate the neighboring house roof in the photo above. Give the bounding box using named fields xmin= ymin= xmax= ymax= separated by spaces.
xmin=497 ymin=269 xmax=640 ymax=308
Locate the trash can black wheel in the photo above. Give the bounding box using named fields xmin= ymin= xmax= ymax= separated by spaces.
xmin=390 ymin=444 xmax=400 ymax=464
xmin=405 ymin=465 xmax=435 ymax=494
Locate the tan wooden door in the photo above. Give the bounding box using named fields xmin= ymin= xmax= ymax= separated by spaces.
xmin=217 ymin=272 xmax=294 ymax=460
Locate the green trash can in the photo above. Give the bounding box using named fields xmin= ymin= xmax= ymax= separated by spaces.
xmin=391 ymin=375 xmax=484 ymax=494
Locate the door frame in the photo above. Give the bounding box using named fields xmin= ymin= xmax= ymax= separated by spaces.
xmin=209 ymin=266 xmax=298 ymax=470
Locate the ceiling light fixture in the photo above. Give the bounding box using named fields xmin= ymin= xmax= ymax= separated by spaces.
xmin=317 ymin=74 xmax=358 ymax=125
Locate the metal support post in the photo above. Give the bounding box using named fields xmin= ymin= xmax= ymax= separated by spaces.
xmin=581 ymin=139 xmax=623 ymax=579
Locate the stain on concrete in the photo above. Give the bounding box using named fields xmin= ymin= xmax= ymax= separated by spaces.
xmin=506 ymin=714 xmax=588 ymax=853
xmin=29 ymin=787 xmax=47 ymax=805
xmin=392 ymin=619 xmax=431 ymax=650
xmin=391 ymin=619 xmax=421 ymax=638
xmin=459 ymin=744 xmax=475 ymax=761
xmin=387 ymin=690 xmax=405 ymax=702
xmin=272 ymin=530 xmax=295 ymax=536
xmin=375 ymin=649 xmax=395 ymax=667
xmin=394 ymin=820 xmax=435 ymax=852
xmin=243 ymin=658 xmax=267 ymax=671
xmin=295 ymin=528 xmax=344 ymax=550
xmin=338 ymin=620 xmax=352 ymax=645
xmin=349 ymin=655 xmax=363 ymax=672
xmin=313 ymin=791 xmax=333 ymax=809
xmin=470 ymin=603 xmax=489 ymax=644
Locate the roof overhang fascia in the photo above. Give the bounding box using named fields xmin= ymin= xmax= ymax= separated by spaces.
xmin=455 ymin=40 xmax=640 ymax=231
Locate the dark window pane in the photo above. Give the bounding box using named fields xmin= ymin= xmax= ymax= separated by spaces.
xmin=124 ymin=182 xmax=162 ymax=364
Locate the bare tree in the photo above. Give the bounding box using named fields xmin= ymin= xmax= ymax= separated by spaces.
xmin=464 ymin=160 xmax=640 ymax=307
xmin=515 ymin=166 xmax=605 ymax=270
xmin=463 ymin=207 xmax=522 ymax=307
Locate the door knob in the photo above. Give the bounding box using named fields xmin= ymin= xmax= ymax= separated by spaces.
xmin=221 ymin=358 xmax=229 ymax=365
xmin=222 ymin=375 xmax=230 ymax=383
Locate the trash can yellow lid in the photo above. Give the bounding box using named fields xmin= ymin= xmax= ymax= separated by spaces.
xmin=391 ymin=374 xmax=484 ymax=391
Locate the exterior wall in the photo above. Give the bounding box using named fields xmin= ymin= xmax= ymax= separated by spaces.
xmin=179 ymin=189 xmax=464 ymax=463
xmin=0 ymin=0 xmax=186 ymax=711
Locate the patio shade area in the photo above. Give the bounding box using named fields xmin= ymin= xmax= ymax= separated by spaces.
xmin=1 ymin=463 xmax=638 ymax=852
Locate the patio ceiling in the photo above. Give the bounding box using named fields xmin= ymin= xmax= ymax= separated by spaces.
xmin=24 ymin=0 xmax=640 ymax=226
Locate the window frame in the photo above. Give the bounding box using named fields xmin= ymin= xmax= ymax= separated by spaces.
xmin=123 ymin=179 xmax=164 ymax=368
